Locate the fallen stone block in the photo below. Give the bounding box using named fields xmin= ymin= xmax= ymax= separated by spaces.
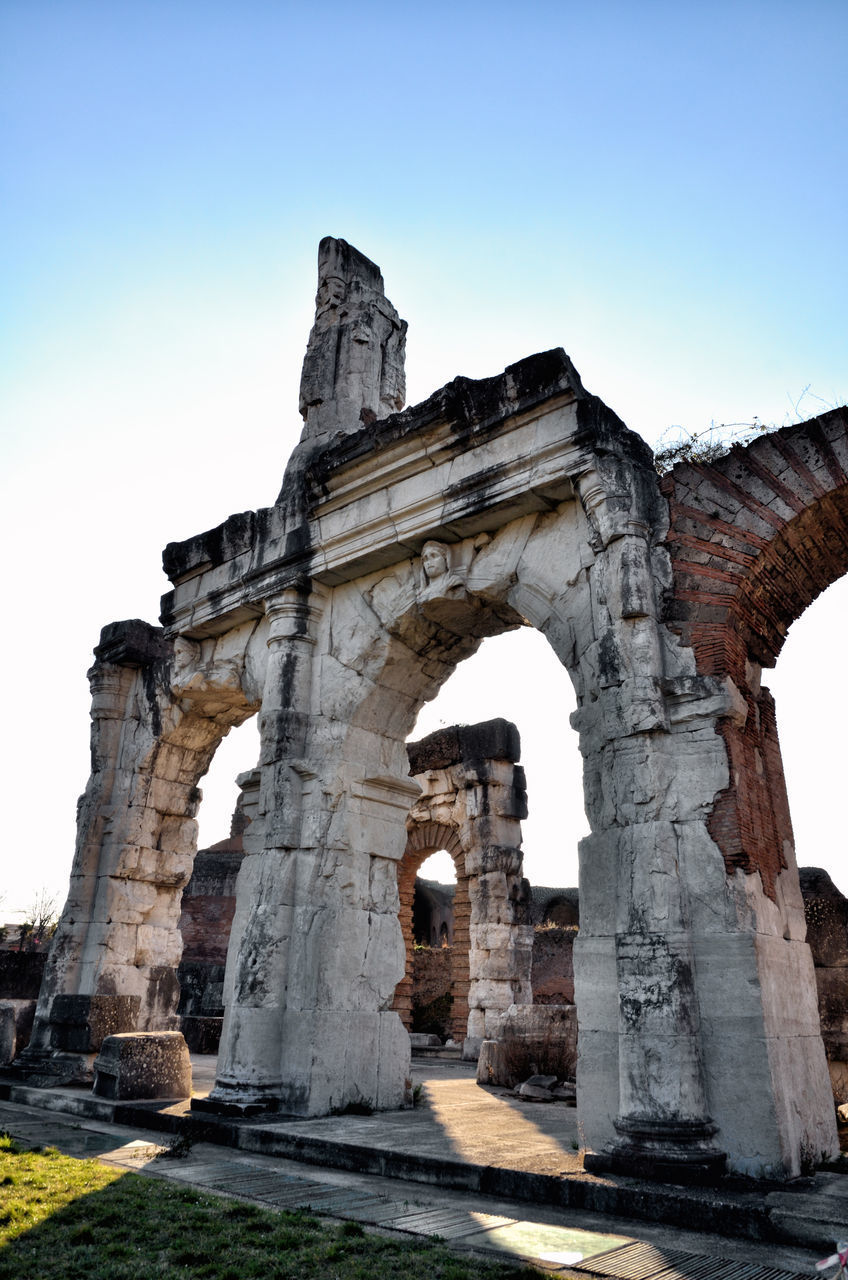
xmin=0 ymin=999 xmax=37 ymax=1064
xmin=553 ymin=1081 xmax=577 ymax=1102
xmin=517 ymin=1075 xmax=557 ymax=1101
xmin=180 ymin=1015 xmax=223 ymax=1055
xmin=50 ymin=993 xmax=141 ymax=1053
xmin=92 ymin=1031 xmax=191 ymax=1100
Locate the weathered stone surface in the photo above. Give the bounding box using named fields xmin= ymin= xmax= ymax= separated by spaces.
xmin=409 ymin=1032 xmax=441 ymax=1048
xmin=20 ymin=237 xmax=843 ymax=1182
xmin=406 ymin=718 xmax=521 ymax=774
xmin=799 ymin=866 xmax=848 ymax=1103
xmin=0 ymin=1000 xmax=36 ymax=1064
xmin=531 ymin=925 xmax=576 ymax=1004
xmin=92 ymin=1031 xmax=191 ymax=1100
xmin=180 ymin=1015 xmax=223 ymax=1054
xmin=298 ymin=237 xmax=407 ymax=442
xmin=49 ymin=994 xmax=141 ymax=1053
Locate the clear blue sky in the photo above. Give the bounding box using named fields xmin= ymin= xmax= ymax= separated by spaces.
xmin=2 ymin=1 xmax=846 ymax=916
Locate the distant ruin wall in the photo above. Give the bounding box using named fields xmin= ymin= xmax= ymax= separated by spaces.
xmin=531 ymin=926 xmax=576 ymax=1005
xmin=801 ymin=867 xmax=848 ymax=1103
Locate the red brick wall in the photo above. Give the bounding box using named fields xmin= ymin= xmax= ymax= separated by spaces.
xmin=661 ymin=409 xmax=848 ymax=899
xmin=178 ymin=847 xmax=243 ymax=966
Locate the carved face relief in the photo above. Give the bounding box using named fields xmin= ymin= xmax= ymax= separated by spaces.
xmin=172 ymin=636 xmax=201 ymax=681
xmin=421 ymin=541 xmax=449 ymax=582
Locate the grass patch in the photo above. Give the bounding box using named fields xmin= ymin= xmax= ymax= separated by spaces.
xmin=0 ymin=1136 xmax=540 ymax=1279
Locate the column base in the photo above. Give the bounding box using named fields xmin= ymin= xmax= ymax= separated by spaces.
xmin=583 ymin=1116 xmax=727 ymax=1186
xmin=192 ymin=1080 xmax=282 ymax=1118
xmin=2 ymin=1047 xmax=94 ymax=1088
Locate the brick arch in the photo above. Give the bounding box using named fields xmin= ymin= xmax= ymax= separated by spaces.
xmin=392 ymin=826 xmax=470 ymax=1043
xmin=661 ymin=407 xmax=848 ymax=897
xmin=662 ymin=407 xmax=848 ymax=675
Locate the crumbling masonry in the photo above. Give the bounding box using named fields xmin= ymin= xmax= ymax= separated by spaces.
xmin=14 ymin=237 xmax=847 ymax=1181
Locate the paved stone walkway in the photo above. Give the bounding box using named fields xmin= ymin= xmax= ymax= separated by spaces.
xmin=0 ymin=1066 xmax=834 ymax=1279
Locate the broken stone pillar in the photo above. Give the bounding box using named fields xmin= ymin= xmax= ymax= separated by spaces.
xmin=92 ymin=1030 xmax=191 ymax=1100
xmin=14 ymin=618 xmax=260 ymax=1085
xmin=571 ymin=466 xmax=728 ymax=1183
xmin=17 ymin=622 xmax=182 ymax=1082
xmin=298 ymin=236 xmax=407 ymax=442
xmin=205 ymin=588 xmax=324 ymax=1111
xmin=400 ymin=719 xmax=533 ymax=1059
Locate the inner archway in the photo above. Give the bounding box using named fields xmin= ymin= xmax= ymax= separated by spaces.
xmin=766 ymin=573 xmax=848 ymax=896
xmin=176 ymin=715 xmax=261 ymax=1058
xmin=394 ymin=833 xmax=468 ymax=1043
xmin=412 ymin=852 xmax=456 ymax=948
xmin=410 ymin=628 xmax=585 ymax=891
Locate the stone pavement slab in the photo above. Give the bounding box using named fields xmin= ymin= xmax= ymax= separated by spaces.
xmin=0 ymin=1091 xmax=830 ymax=1278
xmin=3 ymin=1056 xmax=846 ymax=1274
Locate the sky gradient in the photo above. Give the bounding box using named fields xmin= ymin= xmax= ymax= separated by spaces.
xmin=2 ymin=1 xmax=846 ymax=918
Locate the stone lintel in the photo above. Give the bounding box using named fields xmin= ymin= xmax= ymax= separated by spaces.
xmin=94 ymin=619 xmax=171 ymax=668
xmin=158 ymin=349 xmax=610 ymax=637
xmin=407 ymin=718 xmax=521 ymax=774
xmin=305 ymin=347 xmax=585 ymax=486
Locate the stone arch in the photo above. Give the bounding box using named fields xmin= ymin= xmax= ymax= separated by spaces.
xmin=542 ymin=896 xmax=579 ymax=928
xmin=393 ymin=823 xmax=466 ymax=1042
xmin=18 ymin=238 xmax=840 ymax=1182
xmin=19 ymin=617 xmax=263 ymax=1083
xmin=648 ymin=407 xmax=848 ymax=1177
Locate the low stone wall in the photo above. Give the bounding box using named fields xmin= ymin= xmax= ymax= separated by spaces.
xmin=531 ymin=925 xmax=576 ymax=1004
xmin=477 ymin=1004 xmax=578 ymax=1088
xmin=411 ymin=946 xmax=452 ymax=1038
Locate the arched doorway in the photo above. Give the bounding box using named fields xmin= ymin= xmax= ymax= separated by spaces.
xmin=18 ymin=616 xmax=263 ymax=1081
xmin=394 ymin=831 xmax=467 ymax=1043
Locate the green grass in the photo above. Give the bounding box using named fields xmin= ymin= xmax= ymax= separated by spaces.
xmin=0 ymin=1136 xmax=540 ymax=1280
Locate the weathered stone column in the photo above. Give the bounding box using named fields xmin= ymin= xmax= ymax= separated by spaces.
xmin=575 ymin=469 xmax=727 ymax=1181
xmin=15 ymin=621 xmax=190 ymax=1083
xmin=463 ymin=759 xmax=533 ymax=1054
xmin=405 ymin=720 xmax=533 ymax=1060
xmin=204 ymin=587 xmax=323 ymax=1111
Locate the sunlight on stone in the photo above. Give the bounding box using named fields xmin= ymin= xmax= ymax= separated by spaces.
xmin=468 ymin=1211 xmax=630 ymax=1264
xmin=423 ymin=1077 xmax=572 ymax=1166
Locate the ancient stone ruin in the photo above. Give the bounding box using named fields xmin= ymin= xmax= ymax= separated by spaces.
xmin=397 ymin=718 xmax=531 ymax=1054
xmin=13 ymin=237 xmax=848 ymax=1182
